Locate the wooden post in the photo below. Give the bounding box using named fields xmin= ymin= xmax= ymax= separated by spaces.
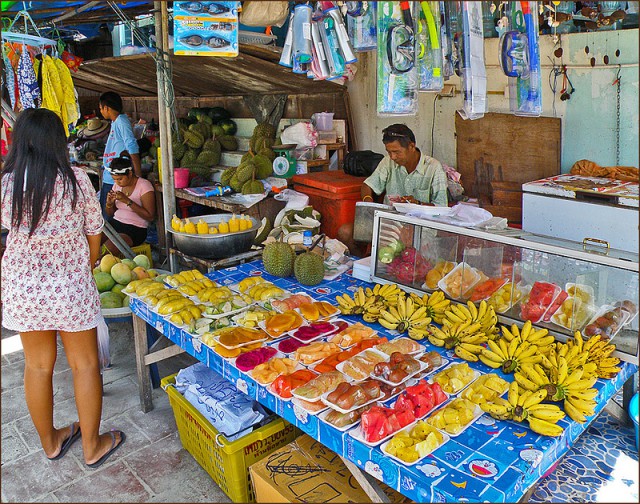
xmin=153 ymin=1 xmax=177 ymax=272
xmin=132 ymin=313 xmax=154 ymax=412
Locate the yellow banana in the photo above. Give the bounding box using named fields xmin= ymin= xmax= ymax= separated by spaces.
xmin=528 ymin=417 xmax=564 ymax=437
xmin=454 ymin=345 xmax=479 ymax=362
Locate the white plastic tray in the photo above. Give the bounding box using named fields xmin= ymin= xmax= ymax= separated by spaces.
xmin=249 ymin=360 xmax=303 ymax=386
xmin=292 ymin=397 xmax=328 ymax=415
xmin=231 ymin=348 xmax=281 ymax=374
xmin=425 ymin=401 xmax=483 ymax=438
xmin=211 ymin=331 xmax=268 ymax=350
xmin=201 ymin=304 xmax=250 ymax=320
xmin=296 ymin=302 xmax=341 ymax=322
xmin=438 ymin=262 xmax=482 ymax=300
xmin=321 ymin=386 xmax=383 ymax=415
xmin=430 ymin=363 xmax=481 ymax=395
xmin=335 ymin=348 xmax=389 ymax=382
xmin=374 ymin=337 xmax=425 ymax=356
xmin=290 ymin=371 xmax=346 ymax=403
xmin=318 ymin=408 xmax=362 ymax=432
xmin=348 ymin=418 xmax=418 ymax=448
xmin=370 ymin=359 xmax=429 ymax=387
xmin=270 ymin=292 xmax=315 ymax=313
xmin=414 ymin=356 xmax=450 ymax=380
xmin=380 ymin=424 xmax=450 ymax=466
xmin=288 ymin=321 xmax=342 ymax=343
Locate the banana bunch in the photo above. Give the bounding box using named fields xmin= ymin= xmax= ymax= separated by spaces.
xmin=165 ymin=269 xmax=205 ymax=287
xmin=479 ymin=337 xmax=543 ymax=374
xmin=568 ymin=332 xmax=620 ymax=379
xmin=409 ymin=290 xmax=451 ymax=324
xmin=336 ymin=287 xmax=376 ymax=315
xmin=481 ymin=382 xmax=565 ymax=437
xmin=365 ymin=283 xmax=403 ymax=307
xmin=177 ymin=277 xmax=217 ymax=296
xmin=544 ymin=339 xmax=591 ymax=378
xmin=515 ymin=355 xmax=591 ymax=399
xmin=423 ymin=320 xmax=486 ymax=362
xmin=500 ymin=320 xmax=556 ymax=354
xmin=378 ymin=296 xmax=432 ymax=334
xmin=361 ymin=284 xmax=403 ymax=323
xmin=443 ymin=300 xmax=499 ymax=340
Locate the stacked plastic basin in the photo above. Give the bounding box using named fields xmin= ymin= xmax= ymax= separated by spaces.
xmin=292 ymin=171 xmax=366 ymax=240
xmin=631 ymin=392 xmax=639 ymax=451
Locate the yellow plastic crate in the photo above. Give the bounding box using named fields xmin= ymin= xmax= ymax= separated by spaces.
xmin=131 ymin=243 xmax=152 ymax=267
xmin=161 ymin=374 xmax=298 ymax=502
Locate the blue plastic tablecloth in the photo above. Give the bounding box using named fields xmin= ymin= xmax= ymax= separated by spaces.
xmin=131 ymin=260 xmax=637 ymax=503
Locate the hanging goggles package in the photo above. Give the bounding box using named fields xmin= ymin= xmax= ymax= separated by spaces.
xmin=309 ymin=18 xmax=331 ymax=80
xmin=377 ymin=1 xmax=419 ymax=116
xmin=499 ymin=1 xmax=542 ymax=116
xmin=458 ymin=1 xmax=486 ymax=120
xmin=440 ymin=0 xmax=456 ymax=80
xmin=319 ymin=10 xmax=347 ymax=78
xmin=323 ymin=3 xmax=358 ymax=64
xmin=417 ymin=1 xmax=444 ymax=91
xmin=292 ymin=3 xmax=313 ymax=74
xmin=347 ymin=2 xmax=377 ymax=52
xmin=279 ymin=12 xmax=295 ymax=68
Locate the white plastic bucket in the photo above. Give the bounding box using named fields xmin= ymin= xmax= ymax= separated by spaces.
xmin=312 ymin=112 xmax=334 ymax=131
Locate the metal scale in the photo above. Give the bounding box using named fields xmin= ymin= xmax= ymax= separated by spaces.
xmin=272 ymin=144 xmax=298 ymax=178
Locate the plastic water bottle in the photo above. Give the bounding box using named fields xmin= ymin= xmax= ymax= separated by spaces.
xmin=303 ymin=230 xmax=313 ymax=248
xmin=68 ymin=143 xmax=78 ymax=163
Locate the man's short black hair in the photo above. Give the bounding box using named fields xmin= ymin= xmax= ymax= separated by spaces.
xmin=99 ymin=91 xmax=123 ymax=113
xmin=382 ymin=124 xmax=416 ymax=148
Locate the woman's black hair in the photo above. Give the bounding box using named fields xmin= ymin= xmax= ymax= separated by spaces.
xmin=99 ymin=91 xmax=123 ymax=113
xmin=109 ymin=152 xmax=133 ymax=174
xmin=2 ymin=108 xmax=79 ymax=237
xmin=382 ymin=124 xmax=416 ymax=148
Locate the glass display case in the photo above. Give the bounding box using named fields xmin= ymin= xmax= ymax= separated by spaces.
xmin=370 ymin=210 xmax=639 ymax=364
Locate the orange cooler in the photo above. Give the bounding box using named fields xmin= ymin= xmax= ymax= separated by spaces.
xmin=292 ymin=171 xmax=366 ymax=239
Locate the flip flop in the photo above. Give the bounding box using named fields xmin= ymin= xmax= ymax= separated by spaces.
xmin=86 ymin=430 xmax=126 ymax=469
xmin=47 ymin=423 xmax=81 ymax=461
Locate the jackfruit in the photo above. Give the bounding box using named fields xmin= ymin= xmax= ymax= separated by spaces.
xmin=189 ymin=121 xmax=210 ymax=139
xmin=211 ymin=125 xmax=225 ymax=137
xmin=172 ymin=142 xmax=187 ymax=162
xmin=253 ymin=154 xmax=273 ymax=179
xmin=236 ymin=161 xmax=256 ymax=184
xmin=253 ymin=122 xmax=277 ymax=139
xmin=229 ymin=174 xmax=244 ymax=192
xmin=196 ymin=149 xmax=221 ymax=166
xmin=202 ymin=138 xmax=221 ymax=154
xmin=218 ymin=135 xmax=238 ymax=151
xmin=183 ymin=129 xmax=204 ymax=149
xmin=250 ymin=135 xmax=274 ymax=153
xmin=262 ymin=241 xmax=295 ymax=277
xmin=241 ymin=180 xmax=264 ymax=195
xmin=220 ymin=166 xmax=237 ymax=186
xmin=294 ymin=251 xmax=325 ymax=286
xmin=180 ymin=149 xmax=199 ymax=167
xmin=258 ymin=147 xmax=276 ymax=162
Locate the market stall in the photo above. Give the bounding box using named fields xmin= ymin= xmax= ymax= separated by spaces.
xmin=127 ymin=257 xmax=637 ymax=502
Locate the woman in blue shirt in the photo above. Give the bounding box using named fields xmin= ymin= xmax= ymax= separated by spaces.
xmin=99 ymin=92 xmax=141 ymax=217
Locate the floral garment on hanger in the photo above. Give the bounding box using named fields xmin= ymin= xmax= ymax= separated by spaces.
xmin=17 ymin=47 xmax=40 ymax=109
xmin=3 ymin=54 xmax=18 ymax=109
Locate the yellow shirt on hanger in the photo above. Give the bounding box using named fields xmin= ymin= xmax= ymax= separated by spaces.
xmin=54 ymin=56 xmax=79 ymax=127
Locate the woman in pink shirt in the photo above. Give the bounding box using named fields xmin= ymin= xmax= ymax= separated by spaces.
xmin=103 ymin=154 xmax=155 ymax=253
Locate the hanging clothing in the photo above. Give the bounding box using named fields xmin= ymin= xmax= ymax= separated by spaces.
xmin=16 ymin=47 xmax=40 ymax=109
xmin=3 ymin=54 xmax=18 ymax=109
xmin=40 ymin=55 xmax=65 ymax=128
xmin=54 ymin=56 xmax=79 ymax=127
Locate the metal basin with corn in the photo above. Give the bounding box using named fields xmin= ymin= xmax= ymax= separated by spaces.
xmin=168 ymin=214 xmax=259 ymax=259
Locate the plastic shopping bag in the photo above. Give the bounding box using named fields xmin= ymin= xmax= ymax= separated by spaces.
xmin=96 ymin=314 xmax=111 ymax=371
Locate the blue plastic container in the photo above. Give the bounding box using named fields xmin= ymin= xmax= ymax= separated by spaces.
xmin=630 ymin=392 xmax=639 ymax=451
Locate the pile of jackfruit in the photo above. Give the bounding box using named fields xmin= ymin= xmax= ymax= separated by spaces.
xmin=220 ymin=122 xmax=278 ymax=195
xmin=173 ymin=107 xmax=238 ymax=180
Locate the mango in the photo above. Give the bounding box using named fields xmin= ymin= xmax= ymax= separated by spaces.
xmin=100 ymin=291 xmax=123 ymax=308
xmin=111 ymin=263 xmax=133 ymax=285
xmin=121 ymin=258 xmax=136 ymax=270
xmin=133 ymin=254 xmax=151 ymax=270
xmin=132 ymin=266 xmax=149 ymax=280
xmin=100 ymin=254 xmax=119 ymax=273
xmin=94 ymin=272 xmax=116 ymax=293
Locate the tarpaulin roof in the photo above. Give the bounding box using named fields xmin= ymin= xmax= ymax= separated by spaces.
xmin=72 ymin=45 xmax=347 ymax=97
xmin=1 ymin=1 xmax=154 ymax=36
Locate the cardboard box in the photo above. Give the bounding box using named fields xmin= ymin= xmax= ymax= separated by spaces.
xmin=249 ymin=434 xmax=407 ymax=503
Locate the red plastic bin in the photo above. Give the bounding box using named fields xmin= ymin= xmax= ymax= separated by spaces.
xmin=292 ymin=171 xmax=366 ymax=239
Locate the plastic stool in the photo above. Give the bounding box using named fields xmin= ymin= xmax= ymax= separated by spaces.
xmin=131 ymin=243 xmax=153 ymax=267
xmin=177 ymin=199 xmax=193 ymax=219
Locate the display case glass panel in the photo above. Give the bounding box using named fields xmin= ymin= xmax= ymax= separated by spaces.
xmin=371 ymin=211 xmax=639 ymax=364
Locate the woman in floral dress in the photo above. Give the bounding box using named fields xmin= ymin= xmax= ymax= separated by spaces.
xmin=1 ymin=108 xmax=125 ymax=468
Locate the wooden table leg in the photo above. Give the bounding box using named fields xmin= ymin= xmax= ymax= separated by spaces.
xmin=133 ymin=313 xmax=154 ymax=413
xmin=340 ymin=455 xmax=390 ymax=503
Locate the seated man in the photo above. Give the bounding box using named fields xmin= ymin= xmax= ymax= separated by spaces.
xmin=338 ymin=124 xmax=448 ymax=255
